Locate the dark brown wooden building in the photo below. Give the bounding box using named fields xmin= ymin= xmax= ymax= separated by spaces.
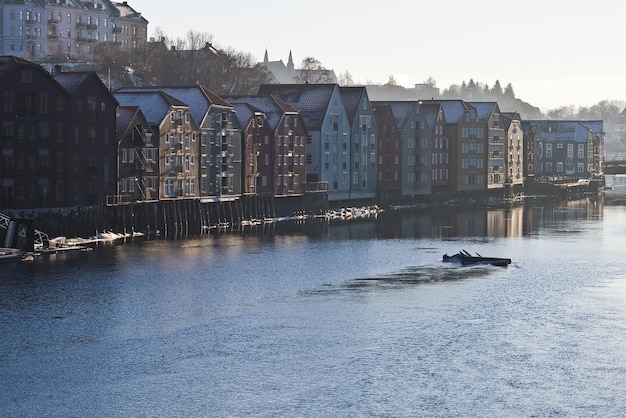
xmin=0 ymin=56 xmax=71 ymax=209
xmin=53 ymin=71 xmax=119 ymax=205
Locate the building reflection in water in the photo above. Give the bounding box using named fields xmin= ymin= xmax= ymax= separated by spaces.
xmin=374 ymin=197 xmax=604 ymax=240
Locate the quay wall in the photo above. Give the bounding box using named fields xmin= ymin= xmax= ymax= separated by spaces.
xmin=2 ymin=193 xmax=329 ymax=239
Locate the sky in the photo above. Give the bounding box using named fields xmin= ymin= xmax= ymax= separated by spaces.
xmin=127 ymin=0 xmax=624 ymax=111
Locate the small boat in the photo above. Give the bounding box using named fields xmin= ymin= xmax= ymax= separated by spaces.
xmin=443 ymin=250 xmax=511 ymax=267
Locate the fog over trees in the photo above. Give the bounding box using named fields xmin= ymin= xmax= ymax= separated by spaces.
xmin=92 ymin=29 xmax=625 ymax=125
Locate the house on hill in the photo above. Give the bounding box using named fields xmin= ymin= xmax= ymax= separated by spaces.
xmin=260 ymin=50 xmax=336 ymax=84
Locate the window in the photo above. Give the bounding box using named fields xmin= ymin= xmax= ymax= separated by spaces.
xmin=165 ymin=179 xmax=175 ymax=197
xmin=3 ymin=91 xmax=14 ymax=112
xmin=21 ymin=70 xmax=33 ymax=84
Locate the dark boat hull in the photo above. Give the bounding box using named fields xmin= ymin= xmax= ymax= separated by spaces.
xmin=443 ymin=252 xmax=511 ymax=267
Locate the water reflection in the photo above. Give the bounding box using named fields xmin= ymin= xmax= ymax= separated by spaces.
xmin=372 ymin=197 xmax=603 ymax=240
xmin=305 ymin=263 xmax=509 ymax=295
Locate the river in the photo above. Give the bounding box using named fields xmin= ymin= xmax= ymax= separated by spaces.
xmin=2 ymin=190 xmax=626 ymax=416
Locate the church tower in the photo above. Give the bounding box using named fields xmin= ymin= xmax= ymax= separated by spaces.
xmin=287 ymin=50 xmax=294 ymax=71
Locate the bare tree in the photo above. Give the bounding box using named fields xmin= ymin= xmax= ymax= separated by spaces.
xmin=338 ymin=70 xmax=354 ymax=86
xmin=220 ymin=47 xmax=273 ymax=95
xmin=93 ymin=42 xmax=130 ymax=79
xmin=423 ymin=76 xmax=437 ymax=88
xmin=385 ymin=74 xmax=398 ymax=86
xmin=295 ymin=56 xmax=335 ymax=84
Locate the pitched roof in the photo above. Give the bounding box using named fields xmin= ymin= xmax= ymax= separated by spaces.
xmin=114 ymin=91 xmax=187 ymax=125
xmin=117 ymin=85 xmax=232 ymax=124
xmin=427 ymin=100 xmax=476 ymax=124
xmin=0 ymin=55 xmax=70 ymax=96
xmin=372 ymin=100 xmax=419 ymax=132
xmin=224 ymin=94 xmax=300 ymax=131
xmin=528 ymin=120 xmax=603 ymax=143
xmin=468 ymin=102 xmax=498 ymax=122
xmin=419 ymin=102 xmax=444 ymax=133
xmin=339 ymin=86 xmax=366 ymax=124
xmin=0 ymin=55 xmax=39 ymax=81
xmin=500 ymin=111 xmax=521 ymax=131
xmin=230 ymin=103 xmax=258 ymax=128
xmin=53 ymin=72 xmax=92 ymax=93
xmin=257 ymin=84 xmax=337 ymax=130
xmin=115 ymin=106 xmax=144 ymax=140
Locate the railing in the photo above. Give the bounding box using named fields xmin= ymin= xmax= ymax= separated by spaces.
xmin=307 ymin=182 xmax=328 ymax=192
xmin=0 ymin=212 xmax=49 ymax=248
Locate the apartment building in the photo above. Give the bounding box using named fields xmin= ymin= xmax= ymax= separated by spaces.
xmin=0 ymin=0 xmax=147 ymax=61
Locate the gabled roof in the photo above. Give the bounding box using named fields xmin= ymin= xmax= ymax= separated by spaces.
xmin=54 ymin=72 xmax=92 ymax=93
xmin=468 ymin=102 xmax=499 ymax=122
xmin=419 ymin=102 xmax=444 ymax=134
xmin=54 ymin=71 xmax=118 ymax=105
xmin=258 ymin=84 xmax=337 ymax=130
xmin=0 ymin=55 xmax=39 ymax=81
xmin=427 ymin=100 xmax=476 ymax=124
xmin=0 ymin=55 xmax=70 ymax=96
xmin=230 ymin=103 xmax=258 ymax=128
xmin=500 ymin=111 xmax=521 ymax=132
xmin=527 ymin=120 xmax=603 ymax=143
xmin=224 ymin=94 xmax=300 ymax=131
xmin=372 ymin=100 xmax=418 ymax=133
xmin=114 ymin=91 xmax=187 ymax=126
xmin=116 ymin=106 xmax=139 ymax=139
xmin=117 ymin=85 xmax=232 ymax=124
xmin=339 ymin=86 xmax=367 ymax=124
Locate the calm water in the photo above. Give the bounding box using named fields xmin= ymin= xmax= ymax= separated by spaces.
xmin=3 ymin=195 xmax=626 ymax=417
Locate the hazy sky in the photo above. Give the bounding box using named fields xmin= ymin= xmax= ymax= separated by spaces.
xmin=128 ymin=0 xmax=623 ymax=111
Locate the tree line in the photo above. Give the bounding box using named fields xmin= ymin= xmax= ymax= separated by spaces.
xmin=90 ymin=29 xmax=624 ymax=122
